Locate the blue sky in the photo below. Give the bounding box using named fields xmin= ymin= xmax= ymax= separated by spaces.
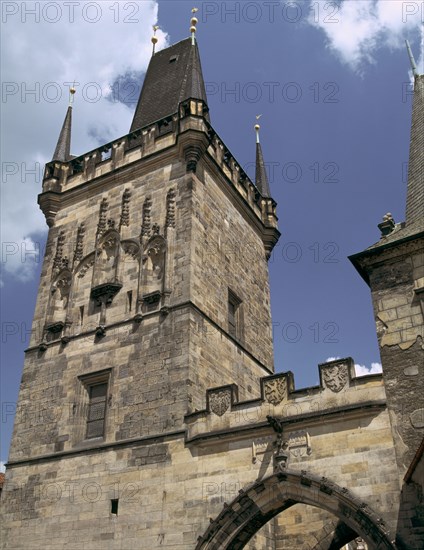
xmin=1 ymin=0 xmax=423 ymax=467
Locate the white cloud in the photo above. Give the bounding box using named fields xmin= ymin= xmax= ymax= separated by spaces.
xmin=355 ymin=362 xmax=383 ymax=376
xmin=308 ymin=0 xmax=423 ymax=73
xmin=1 ymin=1 xmax=166 ymax=285
xmin=0 ymin=461 xmax=5 ymax=473
xmin=325 ymin=358 xmax=383 ymax=376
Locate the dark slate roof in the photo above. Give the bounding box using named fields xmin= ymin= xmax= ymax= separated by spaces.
xmin=405 ymin=74 xmax=424 ymax=225
xmin=255 ymin=142 xmax=271 ymax=198
xmin=364 ymin=221 xmax=424 ymax=252
xmin=130 ymin=38 xmax=209 ymax=132
xmin=52 ymin=106 xmax=72 ymax=162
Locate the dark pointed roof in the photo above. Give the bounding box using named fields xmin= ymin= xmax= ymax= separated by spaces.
xmin=130 ymin=38 xmax=209 ymax=132
xmin=52 ymin=106 xmax=72 ymax=162
xmin=255 ymin=142 xmax=271 ymax=198
xmin=405 ymin=74 xmax=424 ymax=227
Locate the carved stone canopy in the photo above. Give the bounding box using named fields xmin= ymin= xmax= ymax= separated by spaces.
xmin=90 ymin=282 xmax=123 ymax=306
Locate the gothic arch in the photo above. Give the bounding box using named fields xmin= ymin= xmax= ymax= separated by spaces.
xmin=195 ymin=471 xmax=397 ymax=550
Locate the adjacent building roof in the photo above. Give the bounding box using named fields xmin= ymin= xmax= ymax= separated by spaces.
xmin=130 ymin=38 xmax=209 ymax=132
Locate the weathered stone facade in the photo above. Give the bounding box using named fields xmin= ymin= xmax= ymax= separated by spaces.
xmin=0 ymin=39 xmax=423 ymax=549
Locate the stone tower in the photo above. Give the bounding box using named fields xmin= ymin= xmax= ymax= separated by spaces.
xmin=1 ymin=35 xmax=279 ymax=548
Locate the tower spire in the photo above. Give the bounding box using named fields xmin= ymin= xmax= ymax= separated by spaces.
xmin=405 ymin=39 xmax=419 ymax=78
xmin=52 ymin=86 xmax=75 ymax=162
xmin=130 ymin=36 xmax=209 ymax=132
xmin=190 ymin=8 xmax=198 ymax=45
xmin=255 ymin=116 xmax=271 ymax=198
xmin=405 ymin=70 xmax=424 ymax=226
xmin=404 ymin=41 xmax=423 ymax=226
xmin=151 ymin=25 xmax=159 ymax=56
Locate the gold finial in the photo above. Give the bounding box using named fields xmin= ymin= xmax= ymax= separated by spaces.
xmin=152 ymin=25 xmax=159 ymax=55
xmin=69 ymin=82 xmax=76 ymax=106
xmin=255 ymin=115 xmax=262 ymax=143
xmin=190 ymin=8 xmax=198 ymax=45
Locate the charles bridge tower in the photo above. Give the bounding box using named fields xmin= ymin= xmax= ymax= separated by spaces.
xmin=1 ymin=20 xmax=422 ymax=550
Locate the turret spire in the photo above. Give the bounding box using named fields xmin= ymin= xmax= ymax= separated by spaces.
xmin=255 ymin=116 xmax=271 ymax=198
xmin=52 ymin=86 xmax=75 ymax=162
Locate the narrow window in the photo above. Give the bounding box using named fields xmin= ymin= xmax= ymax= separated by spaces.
xmin=228 ymin=290 xmax=242 ymax=340
xmin=86 ymin=382 xmax=108 ymax=439
xmin=101 ymin=148 xmax=112 ymax=162
xmin=79 ymin=305 xmax=84 ymax=325
xmin=127 ymin=291 xmax=133 ymax=313
xmin=111 ymin=499 xmax=119 ymax=515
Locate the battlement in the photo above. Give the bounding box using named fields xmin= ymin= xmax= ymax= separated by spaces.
xmin=40 ymin=103 xmax=278 ymax=243
xmin=185 ymin=358 xmax=385 ymax=444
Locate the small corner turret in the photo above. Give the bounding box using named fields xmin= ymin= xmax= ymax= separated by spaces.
xmin=349 ymin=43 xmax=424 ymax=472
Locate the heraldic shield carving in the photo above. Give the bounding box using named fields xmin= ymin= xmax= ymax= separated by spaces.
xmin=264 ymin=377 xmax=287 ymax=405
xmin=322 ymin=364 xmax=349 ymax=393
xmin=209 ymin=389 xmax=232 ymax=416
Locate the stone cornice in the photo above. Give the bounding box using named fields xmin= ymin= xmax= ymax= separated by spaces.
xmin=349 ymin=231 xmax=424 ymax=284
xmin=25 ymin=299 xmax=274 ymax=376
xmin=5 ymin=401 xmax=387 ymax=468
xmin=185 ymin=400 xmax=387 ymax=446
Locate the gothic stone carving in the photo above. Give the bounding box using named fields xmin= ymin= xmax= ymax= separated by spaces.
xmin=77 ymin=255 xmax=95 ymax=279
xmin=147 ymin=240 xmax=166 ymax=281
xmin=264 ymin=377 xmax=287 ymax=405
xmin=73 ymin=223 xmax=85 ymax=265
xmin=53 ymin=230 xmax=66 ymax=275
xmin=122 ymin=240 xmax=140 ymax=260
xmin=120 ymin=189 xmax=131 ymax=228
xmin=288 ymin=430 xmax=312 ymax=458
xmin=252 ymin=437 xmax=273 ymax=464
xmin=166 ymin=189 xmax=176 ymax=229
xmin=209 ymin=389 xmax=231 ymax=417
xmin=322 ymin=364 xmax=349 ymax=393
xmin=97 ymin=198 xmax=109 ymax=236
xmin=141 ymin=197 xmax=152 ymax=237
xmin=100 ymin=232 xmax=119 ymax=257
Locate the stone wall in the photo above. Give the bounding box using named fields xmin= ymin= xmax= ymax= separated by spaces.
xmin=366 ymin=242 xmax=424 ymax=472
xmin=1 ymin=385 xmax=399 ymax=549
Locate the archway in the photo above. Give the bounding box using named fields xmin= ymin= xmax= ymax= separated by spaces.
xmin=196 ymin=471 xmax=396 ymax=550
